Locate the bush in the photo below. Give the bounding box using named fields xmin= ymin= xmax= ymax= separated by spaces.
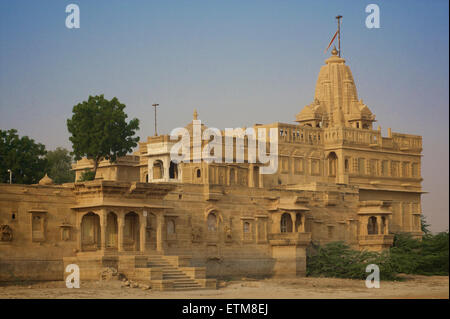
xmin=390 ymin=232 xmax=449 ymax=276
xmin=77 ymin=169 xmax=95 ymax=182
xmin=306 ymin=241 xmax=398 ymax=280
xmin=306 ymin=231 xmax=449 ymax=280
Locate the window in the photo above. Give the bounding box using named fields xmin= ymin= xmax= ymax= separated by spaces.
xmin=391 ymin=161 xmax=399 ymax=177
xmin=230 ymin=168 xmax=236 ymax=184
xmin=243 ymin=222 xmax=250 ymax=233
xmin=153 ymin=160 xmax=164 ymax=179
xmin=294 ymin=158 xmax=304 ymax=174
xmin=31 ymin=213 xmax=45 ymax=241
xmin=327 ymin=152 xmax=337 ymax=177
xmin=369 ymin=159 xmax=378 ymax=176
xmin=196 ymin=168 xmax=201 ymax=178
xmin=169 ymin=162 xmax=178 ymax=179
xmin=167 ymin=219 xmax=175 ymax=235
xmin=207 ymin=213 xmax=217 ymax=232
xmin=280 ymin=213 xmax=293 ymax=233
xmin=402 ymin=162 xmax=410 ymax=177
xmin=242 ymin=221 xmax=253 ymax=241
xmin=352 ymin=158 xmax=358 ymax=173
xmin=281 ymin=157 xmax=289 ymax=173
xmin=367 ymin=216 xmax=378 ymax=235
xmin=344 ymin=158 xmax=349 ymax=173
xmin=310 ymin=159 xmax=320 ymax=175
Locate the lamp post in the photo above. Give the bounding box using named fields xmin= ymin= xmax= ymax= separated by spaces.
xmin=152 ymin=103 xmax=160 ymax=136
xmin=7 ymin=169 xmax=12 ymax=184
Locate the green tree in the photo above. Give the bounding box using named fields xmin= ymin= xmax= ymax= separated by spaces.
xmin=67 ymin=95 xmax=140 ymax=176
xmin=45 ymin=147 xmax=75 ymax=184
xmin=421 ymin=214 xmax=431 ymax=235
xmin=0 ymin=129 xmax=47 ymax=184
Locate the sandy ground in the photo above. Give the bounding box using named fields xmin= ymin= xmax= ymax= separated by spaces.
xmin=0 ymin=275 xmax=447 ymax=299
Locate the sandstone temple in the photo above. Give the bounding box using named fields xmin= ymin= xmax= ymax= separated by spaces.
xmin=0 ymin=47 xmax=424 ymax=289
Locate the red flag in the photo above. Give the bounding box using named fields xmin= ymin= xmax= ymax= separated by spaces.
xmin=324 ymin=30 xmax=338 ymax=54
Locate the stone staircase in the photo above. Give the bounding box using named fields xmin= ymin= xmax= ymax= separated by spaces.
xmin=146 ymin=255 xmax=202 ymax=290
xmin=64 ymin=252 xmax=216 ymax=291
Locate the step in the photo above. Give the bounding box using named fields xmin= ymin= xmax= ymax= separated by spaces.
xmin=172 ymin=279 xmax=200 ymax=284
xmin=172 ymin=284 xmax=201 ymax=288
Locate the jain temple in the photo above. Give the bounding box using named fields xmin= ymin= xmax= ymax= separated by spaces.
xmin=0 ymin=47 xmax=424 ymax=290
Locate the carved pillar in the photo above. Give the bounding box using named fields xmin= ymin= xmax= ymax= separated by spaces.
xmin=156 ymin=213 xmax=164 ymax=252
xmin=248 ymin=164 xmax=254 ymax=188
xmin=385 ymin=216 xmax=390 ymax=234
xmin=117 ymin=211 xmax=125 ymax=252
xmin=77 ymin=212 xmax=83 ymax=252
xmin=258 ymin=168 xmax=263 ymax=188
xmin=290 ymin=212 xmax=296 ymax=232
xmin=99 ymin=209 xmax=107 ymax=251
xmin=300 ymin=214 xmax=306 ymax=232
xmin=148 ymin=159 xmax=154 ymax=181
xmin=140 ymin=211 xmax=147 ymax=253
xmin=163 ymin=158 xmax=170 ymax=182
xmin=376 ymin=216 xmax=382 ymax=235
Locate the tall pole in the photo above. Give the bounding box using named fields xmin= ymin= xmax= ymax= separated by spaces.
xmin=152 ymin=103 xmax=159 ymax=136
xmin=7 ymin=169 xmax=11 ymax=184
xmin=336 ymin=15 xmax=342 ymax=57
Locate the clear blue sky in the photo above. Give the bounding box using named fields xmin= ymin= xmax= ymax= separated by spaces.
xmin=0 ymin=0 xmax=448 ymax=232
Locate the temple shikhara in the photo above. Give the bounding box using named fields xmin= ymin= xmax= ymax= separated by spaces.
xmin=0 ymin=47 xmax=424 ymax=289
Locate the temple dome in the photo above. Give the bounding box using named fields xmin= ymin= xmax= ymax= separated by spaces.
xmin=296 ymin=50 xmax=375 ymax=128
xmin=39 ymin=174 xmax=54 ymax=185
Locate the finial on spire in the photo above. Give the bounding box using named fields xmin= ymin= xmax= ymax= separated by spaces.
xmin=331 ymin=46 xmax=338 ymax=56
xmin=193 ymin=109 xmax=198 ymax=120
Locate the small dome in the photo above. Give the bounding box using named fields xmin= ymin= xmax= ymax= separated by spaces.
xmin=39 ymin=174 xmax=53 ymax=185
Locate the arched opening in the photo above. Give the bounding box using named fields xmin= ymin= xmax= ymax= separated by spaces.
xmin=362 ymin=123 xmax=370 ymax=129
xmin=124 ymin=212 xmax=140 ymax=251
xmin=106 ymin=212 xmax=118 ymax=249
xmin=153 ymin=160 xmax=164 ymax=180
xmin=327 ymin=152 xmax=337 ymax=177
xmin=367 ymin=216 xmax=378 ymax=235
xmin=146 ymin=213 xmax=156 ymax=250
xmin=344 ymin=158 xmax=349 ymax=173
xmin=280 ymin=213 xmax=293 ymax=233
xmin=169 ymin=161 xmax=178 ymax=179
xmin=253 ymin=166 xmax=259 ymax=188
xmin=196 ymin=168 xmax=201 ymax=178
xmin=81 ymin=212 xmax=101 ymax=251
xmin=207 ymin=212 xmax=217 ymax=232
xmin=145 ymin=174 xmax=149 ymax=183
xmin=295 ymin=213 xmax=303 ymax=232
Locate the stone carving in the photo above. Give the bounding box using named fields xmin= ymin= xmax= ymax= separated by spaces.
xmin=192 ymin=226 xmax=202 ymax=242
xmin=224 ymin=225 xmax=232 ymax=241
xmin=0 ymin=224 xmax=13 ymax=242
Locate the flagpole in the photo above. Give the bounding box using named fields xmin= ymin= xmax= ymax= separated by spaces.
xmin=336 ymin=15 xmax=342 ymax=57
